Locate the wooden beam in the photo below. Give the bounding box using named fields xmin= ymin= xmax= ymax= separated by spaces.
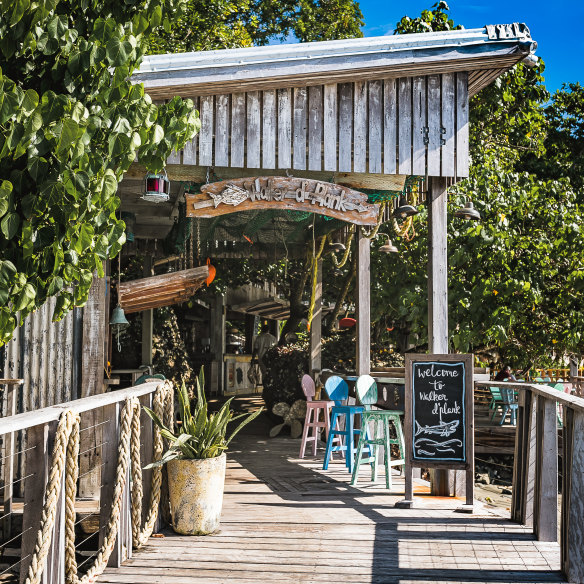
xmin=124 ymin=163 xmax=407 ymax=193
xmin=356 ymin=231 xmax=370 ymax=376
xmin=309 ymin=259 xmax=322 ymax=376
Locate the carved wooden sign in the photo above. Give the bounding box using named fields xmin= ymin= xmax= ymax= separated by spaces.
xmin=485 ymin=22 xmax=530 ymax=40
xmin=185 ymin=177 xmax=379 ymax=225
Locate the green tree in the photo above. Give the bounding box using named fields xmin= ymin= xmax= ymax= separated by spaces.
xmin=148 ymin=0 xmax=364 ymax=53
xmin=0 ymin=0 xmax=200 ymax=343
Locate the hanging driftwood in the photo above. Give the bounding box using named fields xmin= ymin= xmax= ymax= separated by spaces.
xmin=119 ymin=265 xmax=209 ymax=313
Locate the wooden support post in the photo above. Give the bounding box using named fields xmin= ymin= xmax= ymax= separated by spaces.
xmin=2 ymin=381 xmax=20 ymax=540
xmin=511 ymin=389 xmax=536 ymax=525
xmin=210 ymin=294 xmax=226 ymax=395
xmin=309 ymin=258 xmax=322 ymax=377
xmin=79 ymin=272 xmax=107 ymax=498
xmin=534 ymin=396 xmax=558 ymax=542
xmin=100 ymin=403 xmax=127 ymax=568
xmin=561 ymin=407 xmax=584 ymax=582
xmin=139 ymin=393 xmax=156 ymax=530
xmin=141 ymin=256 xmax=153 ymax=368
xmin=427 ymin=176 xmax=450 ymax=496
xmin=21 ymin=422 xmax=65 ymax=584
xmin=356 ymin=230 xmax=370 ymax=376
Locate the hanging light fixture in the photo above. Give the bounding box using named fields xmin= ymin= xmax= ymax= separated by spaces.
xmin=454 ymin=200 xmax=481 ymax=221
xmin=142 ymin=169 xmax=170 ymax=203
xmin=379 ymin=234 xmax=398 ymax=254
xmin=393 ymin=196 xmax=419 ymax=219
xmin=110 ymin=252 xmax=129 ymax=351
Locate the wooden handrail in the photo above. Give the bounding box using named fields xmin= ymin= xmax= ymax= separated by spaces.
xmin=0 ymin=381 xmax=161 ymax=435
xmin=475 ymin=380 xmax=584 ymax=412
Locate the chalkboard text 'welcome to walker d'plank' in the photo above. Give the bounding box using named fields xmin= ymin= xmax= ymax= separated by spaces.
xmin=412 ymin=361 xmax=466 ymax=462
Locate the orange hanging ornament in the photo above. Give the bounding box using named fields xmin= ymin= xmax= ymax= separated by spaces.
xmin=205 ymin=258 xmax=216 ymax=286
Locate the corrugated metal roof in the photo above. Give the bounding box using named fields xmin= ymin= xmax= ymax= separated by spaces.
xmin=134 ymin=25 xmax=536 ymax=97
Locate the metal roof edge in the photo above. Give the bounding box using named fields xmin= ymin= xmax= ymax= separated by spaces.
xmin=136 ymin=25 xmax=534 ymax=77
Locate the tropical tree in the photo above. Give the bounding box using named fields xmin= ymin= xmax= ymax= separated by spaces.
xmin=0 ymin=0 xmax=200 ymax=343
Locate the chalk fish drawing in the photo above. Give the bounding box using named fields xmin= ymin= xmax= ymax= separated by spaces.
xmin=415 ymin=419 xmax=459 ymax=438
xmin=210 ymin=184 xmax=249 ymax=207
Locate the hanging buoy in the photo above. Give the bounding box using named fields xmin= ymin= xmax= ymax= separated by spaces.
xmin=339 ymin=317 xmax=356 ymax=328
xmin=206 ymin=258 xmax=216 ymax=286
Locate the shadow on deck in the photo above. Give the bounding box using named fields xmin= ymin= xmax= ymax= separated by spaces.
xmin=98 ymin=407 xmax=563 ymax=584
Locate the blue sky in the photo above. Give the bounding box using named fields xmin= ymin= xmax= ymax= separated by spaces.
xmin=358 ymin=1 xmax=584 ymax=93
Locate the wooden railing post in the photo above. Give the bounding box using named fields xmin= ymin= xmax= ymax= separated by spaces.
xmin=20 ymin=422 xmax=65 ymax=584
xmin=139 ymin=393 xmax=156 ymax=530
xmin=511 ymin=389 xmax=536 ymax=525
xmin=99 ymin=403 xmax=131 ymax=567
xmin=561 ymin=407 xmax=584 ymax=582
xmin=533 ymin=396 xmax=558 ymax=542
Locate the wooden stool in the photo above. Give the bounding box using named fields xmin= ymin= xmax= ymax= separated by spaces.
xmin=322 ymin=376 xmax=368 ymax=474
xmin=299 ymin=374 xmax=335 ymax=458
xmin=351 ymin=375 xmax=405 ymax=490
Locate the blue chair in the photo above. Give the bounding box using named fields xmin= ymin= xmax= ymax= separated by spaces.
xmin=351 ymin=375 xmax=405 ymax=490
xmin=322 ymin=376 xmax=369 ymax=474
xmin=499 ymin=387 xmax=518 ymax=426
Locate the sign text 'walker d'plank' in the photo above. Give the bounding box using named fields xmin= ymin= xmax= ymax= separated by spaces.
xmin=185 ymin=177 xmax=380 ymax=226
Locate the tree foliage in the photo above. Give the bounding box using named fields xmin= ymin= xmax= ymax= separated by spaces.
xmin=0 ymin=0 xmax=200 ymax=343
xmin=148 ymin=0 xmax=364 ymax=53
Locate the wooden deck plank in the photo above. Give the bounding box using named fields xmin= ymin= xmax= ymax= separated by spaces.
xmin=99 ymin=432 xmax=563 ymax=584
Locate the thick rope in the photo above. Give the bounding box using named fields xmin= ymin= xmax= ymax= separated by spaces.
xmin=23 ymin=382 xmax=173 ymax=584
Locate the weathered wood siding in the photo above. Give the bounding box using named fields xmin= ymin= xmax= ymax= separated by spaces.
xmin=2 ymin=297 xmax=78 ymax=414
xmin=167 ymin=74 xmax=469 ymax=178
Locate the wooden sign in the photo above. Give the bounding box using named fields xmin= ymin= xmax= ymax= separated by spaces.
xmin=185 ymin=177 xmax=380 ymax=225
xmin=399 ymin=353 xmax=474 ymax=509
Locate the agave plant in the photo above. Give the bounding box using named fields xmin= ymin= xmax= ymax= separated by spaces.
xmin=144 ymin=367 xmax=263 ymax=466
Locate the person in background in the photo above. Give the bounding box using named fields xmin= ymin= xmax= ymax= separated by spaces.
xmin=252 ymin=323 xmax=277 ymax=383
xmin=494 ymin=364 xmax=517 ymax=382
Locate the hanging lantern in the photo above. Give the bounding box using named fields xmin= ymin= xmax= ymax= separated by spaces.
xmin=379 ymin=234 xmax=398 ymax=254
xmin=142 ymin=169 xmax=170 ymax=203
xmin=205 ymin=258 xmax=216 ymax=286
xmin=454 ymin=201 xmax=481 ymax=221
xmin=393 ymin=196 xmax=419 ymax=219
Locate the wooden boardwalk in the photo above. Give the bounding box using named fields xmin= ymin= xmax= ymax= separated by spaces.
xmin=99 ymin=431 xmax=563 ymax=584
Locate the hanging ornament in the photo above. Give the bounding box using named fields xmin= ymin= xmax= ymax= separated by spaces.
xmin=205 ymin=258 xmax=216 ymax=286
xmin=110 ymin=251 xmax=129 ymax=351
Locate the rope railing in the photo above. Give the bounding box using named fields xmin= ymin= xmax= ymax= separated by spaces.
xmin=0 ymin=381 xmax=173 ymax=584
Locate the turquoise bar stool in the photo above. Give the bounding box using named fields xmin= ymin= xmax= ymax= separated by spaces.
xmin=322 ymin=376 xmax=368 ymax=473
xmin=351 ymin=375 xmax=405 ymax=490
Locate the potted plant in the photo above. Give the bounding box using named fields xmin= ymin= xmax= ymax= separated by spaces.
xmin=145 ymin=368 xmax=262 ymax=535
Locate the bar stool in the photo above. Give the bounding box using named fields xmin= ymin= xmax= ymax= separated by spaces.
xmin=351 ymin=375 xmax=405 ymax=490
xmin=299 ymin=374 xmax=335 ymax=458
xmin=322 ymin=376 xmax=368 ymax=473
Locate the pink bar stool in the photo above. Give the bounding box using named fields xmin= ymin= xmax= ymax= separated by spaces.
xmin=299 ymin=374 xmax=335 ymax=458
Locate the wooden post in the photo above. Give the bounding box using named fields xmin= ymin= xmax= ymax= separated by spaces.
xmin=139 ymin=393 xmax=157 ymax=530
xmin=511 ymin=389 xmax=536 ymax=526
xmin=21 ymin=422 xmax=65 ymax=584
xmin=533 ymin=396 xmax=558 ymax=542
xmin=100 ymin=402 xmax=132 ymax=567
xmin=210 ymin=294 xmax=226 ymax=395
xmin=309 ymin=258 xmax=322 ymax=376
xmin=79 ymin=272 xmax=107 ymax=498
xmin=356 ymin=230 xmax=370 ymax=375
xmin=427 ymin=176 xmax=450 ymax=495
xmin=2 ymin=380 xmax=21 ymax=540
xmin=141 ymin=256 xmax=154 ymax=368
xmin=561 ymin=407 xmax=584 ymax=582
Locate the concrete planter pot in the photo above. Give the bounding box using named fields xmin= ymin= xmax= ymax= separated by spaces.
xmin=167 ymin=453 xmax=226 ymax=535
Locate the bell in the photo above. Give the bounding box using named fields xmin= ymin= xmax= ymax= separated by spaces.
xmin=142 ymin=170 xmax=170 ymax=203
xmin=109 ymin=305 xmax=129 ymax=329
xmin=393 ymin=202 xmax=418 ymax=219
xmin=454 ymin=201 xmax=481 ymax=221
xmin=379 ymin=235 xmax=398 ymax=254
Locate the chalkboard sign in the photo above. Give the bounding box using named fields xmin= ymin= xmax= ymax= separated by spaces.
xmin=399 ymin=354 xmax=474 ymax=509
xmin=411 ymin=360 xmax=466 ymax=462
